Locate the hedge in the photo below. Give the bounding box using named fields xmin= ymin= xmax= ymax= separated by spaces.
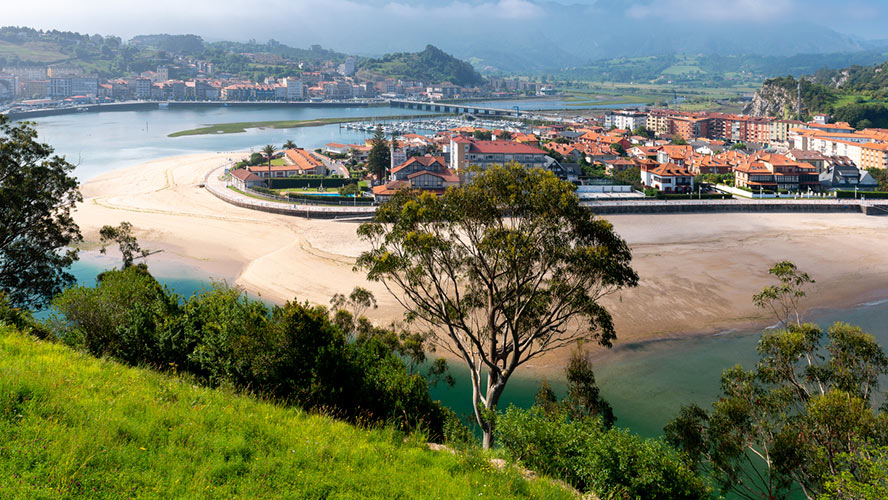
xmin=287 ymin=192 xmax=374 ymax=204
xmin=269 ymin=177 xmax=355 ymax=189
xmin=647 ymin=193 xmax=733 ymax=200
xmin=835 ymin=190 xmax=888 ymax=199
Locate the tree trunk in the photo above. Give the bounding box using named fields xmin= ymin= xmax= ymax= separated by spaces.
xmin=480 ymin=368 xmax=506 ymax=450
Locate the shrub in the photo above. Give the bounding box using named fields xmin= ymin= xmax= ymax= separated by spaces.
xmin=51 ymin=270 xmax=446 ymax=438
xmin=498 ymin=407 xmax=711 ymax=500
xmin=0 ymin=293 xmax=51 ymax=339
xmin=52 ymin=266 xmax=181 ymax=362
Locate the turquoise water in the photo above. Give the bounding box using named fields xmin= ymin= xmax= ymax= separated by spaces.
xmin=64 ymin=252 xmax=888 ymax=443
xmin=433 ymin=300 xmax=888 ymax=438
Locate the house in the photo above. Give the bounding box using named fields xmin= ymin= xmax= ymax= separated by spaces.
xmin=640 ymin=163 xmax=694 ymax=193
xmin=373 ymin=156 xmax=459 ymax=202
xmin=230 ymin=168 xmax=264 ymax=190
xmin=247 ymin=148 xmax=327 ymax=178
xmin=820 ymin=163 xmax=879 ymax=192
xmin=389 ymin=156 xmax=449 ymax=181
xmin=449 ymin=137 xmax=553 ymax=172
xmin=787 ymin=149 xmax=829 ymax=173
xmin=733 ymin=153 xmax=819 ymax=192
xmin=605 ymin=159 xmax=636 ymax=176
xmin=655 ymin=145 xmax=693 ymax=166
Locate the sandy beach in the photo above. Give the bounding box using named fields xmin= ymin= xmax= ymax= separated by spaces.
xmin=75 ymin=152 xmax=888 ymax=373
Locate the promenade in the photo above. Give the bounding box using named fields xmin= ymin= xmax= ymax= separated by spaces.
xmin=205 ymin=164 xmax=887 ymax=218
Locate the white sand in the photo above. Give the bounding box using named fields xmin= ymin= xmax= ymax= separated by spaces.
xmin=75 ymin=153 xmax=888 ymax=373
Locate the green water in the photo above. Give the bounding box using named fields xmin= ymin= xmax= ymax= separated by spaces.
xmin=68 ymin=255 xmax=888 ymax=439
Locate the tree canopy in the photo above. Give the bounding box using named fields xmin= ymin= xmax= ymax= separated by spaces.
xmin=357 ymin=163 xmax=637 ymax=448
xmin=666 ymin=261 xmax=888 ymax=500
xmin=0 ymin=115 xmax=82 ymax=308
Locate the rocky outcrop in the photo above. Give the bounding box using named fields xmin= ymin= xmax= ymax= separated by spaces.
xmin=743 ymin=82 xmax=798 ymax=117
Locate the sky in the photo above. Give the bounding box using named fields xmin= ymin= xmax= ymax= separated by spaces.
xmin=3 ymin=0 xmax=887 ymax=59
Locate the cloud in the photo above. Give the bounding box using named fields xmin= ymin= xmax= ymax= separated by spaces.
xmin=381 ymin=0 xmax=545 ymax=21
xmin=627 ymin=0 xmax=795 ymax=22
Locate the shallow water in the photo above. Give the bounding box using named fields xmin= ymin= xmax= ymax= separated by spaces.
xmin=27 ymin=105 xmax=433 ymax=180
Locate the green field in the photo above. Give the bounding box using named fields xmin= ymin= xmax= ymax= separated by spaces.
xmin=0 ymin=326 xmax=574 ymax=499
xmin=0 ymin=40 xmax=68 ymax=63
xmin=168 ymin=113 xmax=446 ymax=137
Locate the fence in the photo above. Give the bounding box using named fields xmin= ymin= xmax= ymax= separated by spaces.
xmin=268 ymin=177 xmax=355 ymax=189
xmin=246 ymin=187 xmax=375 ymax=207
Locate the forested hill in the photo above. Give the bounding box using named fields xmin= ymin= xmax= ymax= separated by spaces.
xmin=0 ymin=27 xmax=347 ymax=81
xmin=745 ymin=60 xmax=888 ymax=129
xmin=358 ymin=45 xmax=485 ymax=87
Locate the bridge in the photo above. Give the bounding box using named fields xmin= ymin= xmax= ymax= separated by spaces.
xmin=389 ymin=99 xmax=520 ymax=117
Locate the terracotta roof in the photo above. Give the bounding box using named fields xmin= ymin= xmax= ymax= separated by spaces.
xmin=284 ymin=148 xmax=325 ymax=171
xmin=648 ymin=163 xmax=691 ymax=177
xmin=467 ymin=140 xmax=548 ymax=155
xmin=231 ymin=168 xmax=263 ymax=181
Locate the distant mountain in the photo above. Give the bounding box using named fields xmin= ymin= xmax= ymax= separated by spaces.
xmin=358 ymin=45 xmax=485 ymax=87
xmin=556 ymin=50 xmax=888 ymax=85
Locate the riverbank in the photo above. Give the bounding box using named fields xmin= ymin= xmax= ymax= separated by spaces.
xmin=168 ymin=113 xmax=447 ymax=137
xmin=74 ymin=152 xmax=888 ymax=376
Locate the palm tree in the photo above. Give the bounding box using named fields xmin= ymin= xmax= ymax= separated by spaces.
xmin=262 ymin=144 xmax=276 ymax=186
xmin=283 ymin=139 xmax=296 ymax=150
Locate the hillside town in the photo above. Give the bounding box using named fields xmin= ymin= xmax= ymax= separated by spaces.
xmin=0 ymin=59 xmax=551 ymax=110
xmin=229 ymin=107 xmax=888 ymax=203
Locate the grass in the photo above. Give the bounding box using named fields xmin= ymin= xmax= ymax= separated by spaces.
xmin=0 ymin=326 xmax=575 ymax=499
xmin=0 ymin=40 xmax=68 ymax=63
xmin=168 ymin=113 xmax=447 ymax=137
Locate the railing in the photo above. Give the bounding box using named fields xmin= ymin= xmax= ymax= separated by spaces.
xmin=248 ymin=188 xmax=377 ymax=207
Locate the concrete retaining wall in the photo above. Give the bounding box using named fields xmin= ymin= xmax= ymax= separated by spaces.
xmin=204 ymin=173 xmax=375 ymax=219
xmin=588 ymin=202 xmax=864 ymax=215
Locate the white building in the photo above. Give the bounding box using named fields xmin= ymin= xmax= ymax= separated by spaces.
xmin=280 ymin=78 xmax=304 ymax=100
xmin=605 ymin=110 xmax=648 ymax=131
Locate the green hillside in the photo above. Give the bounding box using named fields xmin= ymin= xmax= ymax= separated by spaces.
xmin=359 ymin=45 xmax=486 ymax=87
xmin=0 ymin=325 xmax=573 ymax=499
xmin=755 ymin=65 xmax=888 ymax=128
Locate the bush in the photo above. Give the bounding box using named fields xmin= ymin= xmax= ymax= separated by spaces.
xmin=52 ymin=266 xmax=181 ymax=363
xmin=0 ymin=293 xmax=51 ymax=339
xmin=51 ymin=269 xmax=446 ymax=438
xmin=836 ymin=190 xmax=888 ymax=199
xmin=498 ymin=407 xmax=711 ymax=500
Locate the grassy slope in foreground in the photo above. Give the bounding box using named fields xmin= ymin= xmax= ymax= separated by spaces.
xmin=168 ymin=114 xmax=445 ymax=137
xmin=0 ymin=327 xmax=573 ymax=500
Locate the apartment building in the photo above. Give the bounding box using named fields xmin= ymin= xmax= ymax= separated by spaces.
xmin=734 ymin=153 xmax=819 ymax=191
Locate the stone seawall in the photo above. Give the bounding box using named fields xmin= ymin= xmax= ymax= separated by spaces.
xmin=588 ymin=202 xmax=864 ymax=215
xmin=204 ymin=168 xmax=375 ymax=219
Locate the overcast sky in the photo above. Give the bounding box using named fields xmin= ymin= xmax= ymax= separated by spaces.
xmin=4 ymin=0 xmax=886 ymax=52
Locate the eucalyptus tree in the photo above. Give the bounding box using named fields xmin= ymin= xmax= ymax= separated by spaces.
xmin=666 ymin=262 xmax=888 ymax=500
xmin=357 ymin=163 xmax=638 ymax=448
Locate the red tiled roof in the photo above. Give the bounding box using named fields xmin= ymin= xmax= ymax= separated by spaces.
xmin=468 ymin=140 xmax=548 ymax=155
xmin=231 ymin=168 xmax=262 ymax=181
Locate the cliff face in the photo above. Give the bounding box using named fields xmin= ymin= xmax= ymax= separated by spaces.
xmin=743 ymin=83 xmax=798 ymax=117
